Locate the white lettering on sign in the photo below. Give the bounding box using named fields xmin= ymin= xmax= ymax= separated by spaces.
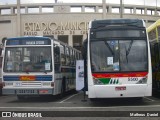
xmin=26 ymin=41 xmax=36 ymax=45
xmin=36 ymin=41 xmax=44 ymax=44
xmin=24 ymin=21 xmax=89 ymax=31
xmin=26 ymin=41 xmax=44 ymax=45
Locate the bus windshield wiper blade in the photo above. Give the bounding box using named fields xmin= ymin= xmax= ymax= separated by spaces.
xmin=125 ymin=40 xmax=133 ymax=63
xmin=126 ymin=40 xmax=133 ymax=56
xmin=104 ymin=41 xmax=114 ymax=55
xmin=44 ymin=71 xmax=47 ymax=74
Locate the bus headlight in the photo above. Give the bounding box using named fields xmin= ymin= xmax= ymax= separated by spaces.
xmin=14 ymin=82 xmax=22 ymax=87
xmin=42 ymin=82 xmax=51 ymax=86
xmin=136 ymin=77 xmax=147 ymax=84
xmin=93 ymin=77 xmax=104 ymax=85
xmin=5 ymin=82 xmax=13 ymax=86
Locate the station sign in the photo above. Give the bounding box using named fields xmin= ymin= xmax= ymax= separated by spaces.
xmin=23 ymin=21 xmax=89 ymax=36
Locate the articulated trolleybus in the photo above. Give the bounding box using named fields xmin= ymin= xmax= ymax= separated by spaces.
xmin=2 ymin=37 xmax=81 ymax=100
xmin=87 ymin=19 xmax=152 ymax=100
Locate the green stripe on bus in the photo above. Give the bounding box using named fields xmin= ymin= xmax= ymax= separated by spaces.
xmin=99 ymin=78 xmax=111 ymax=84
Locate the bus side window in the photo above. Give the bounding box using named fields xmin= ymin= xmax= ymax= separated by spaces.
xmin=76 ymin=52 xmax=78 ymax=60
xmin=60 ymin=45 xmax=66 ymax=66
xmin=66 ymin=47 xmax=71 ymax=66
xmin=73 ymin=50 xmax=76 ymax=66
xmin=70 ymin=49 xmax=74 ymax=66
xmin=54 ymin=46 xmax=60 ymax=73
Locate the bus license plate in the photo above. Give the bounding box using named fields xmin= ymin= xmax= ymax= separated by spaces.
xmin=16 ymin=89 xmax=37 ymax=94
xmin=115 ymin=86 xmax=126 ymax=91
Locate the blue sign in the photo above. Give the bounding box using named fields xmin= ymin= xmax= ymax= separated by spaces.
xmin=22 ymin=40 xmax=47 ymax=45
xmin=6 ymin=39 xmax=51 ymax=45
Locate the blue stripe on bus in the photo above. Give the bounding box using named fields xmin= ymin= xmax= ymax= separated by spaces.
xmin=3 ymin=75 xmax=52 ymax=81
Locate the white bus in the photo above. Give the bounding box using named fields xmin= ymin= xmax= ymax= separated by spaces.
xmin=85 ymin=19 xmax=152 ymax=100
xmin=2 ymin=36 xmax=81 ymax=100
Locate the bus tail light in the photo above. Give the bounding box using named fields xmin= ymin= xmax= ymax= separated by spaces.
xmin=51 ymin=82 xmax=54 ymax=87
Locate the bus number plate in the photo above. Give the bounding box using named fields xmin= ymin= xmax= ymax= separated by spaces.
xmin=16 ymin=89 xmax=37 ymax=94
xmin=115 ymin=86 xmax=126 ymax=91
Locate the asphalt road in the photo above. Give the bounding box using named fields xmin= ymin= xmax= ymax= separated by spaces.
xmin=0 ymin=91 xmax=160 ymax=120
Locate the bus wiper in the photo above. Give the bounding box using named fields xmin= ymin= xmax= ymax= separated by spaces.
xmin=125 ymin=40 xmax=133 ymax=63
xmin=25 ymin=71 xmax=29 ymax=74
xmin=104 ymin=41 xmax=114 ymax=55
xmin=125 ymin=46 xmax=128 ymax=63
xmin=44 ymin=71 xmax=47 ymax=74
xmin=126 ymin=40 xmax=133 ymax=56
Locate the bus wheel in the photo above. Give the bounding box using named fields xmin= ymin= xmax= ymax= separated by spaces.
xmin=17 ymin=95 xmax=25 ymax=100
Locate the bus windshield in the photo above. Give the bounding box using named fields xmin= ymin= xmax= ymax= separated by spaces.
xmin=90 ymin=39 xmax=148 ymax=72
xmin=4 ymin=47 xmax=52 ymax=72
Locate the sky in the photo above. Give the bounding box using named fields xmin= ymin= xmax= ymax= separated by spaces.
xmin=0 ymin=0 xmax=159 ymax=7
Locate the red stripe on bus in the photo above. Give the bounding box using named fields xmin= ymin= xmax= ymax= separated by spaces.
xmin=92 ymin=72 xmax=148 ymax=78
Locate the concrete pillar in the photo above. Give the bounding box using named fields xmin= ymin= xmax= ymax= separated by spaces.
xmin=39 ymin=6 xmax=42 ymax=13
xmin=17 ymin=0 xmax=21 ymax=36
xmin=120 ymin=0 xmax=124 ymax=18
xmin=102 ymin=0 xmax=106 ymax=19
xmin=69 ymin=35 xmax=73 ymax=47
xmin=133 ymin=7 xmax=136 ymax=14
xmin=25 ymin=7 xmax=28 ymax=14
xmin=11 ymin=7 xmax=14 ymax=14
xmin=82 ymin=6 xmax=85 ymax=13
xmin=155 ymin=8 xmax=158 ymax=16
xmin=144 ymin=8 xmax=147 ymax=15
xmin=108 ymin=5 xmax=112 ymax=14
xmin=95 ymin=6 xmax=99 ymax=13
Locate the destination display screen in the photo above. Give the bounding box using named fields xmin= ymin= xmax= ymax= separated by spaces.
xmin=6 ymin=39 xmax=51 ymax=45
xmin=91 ymin=30 xmax=146 ymax=39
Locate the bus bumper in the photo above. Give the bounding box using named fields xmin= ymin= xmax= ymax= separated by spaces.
xmin=88 ymin=84 xmax=152 ymax=98
xmin=2 ymin=88 xmax=54 ymax=95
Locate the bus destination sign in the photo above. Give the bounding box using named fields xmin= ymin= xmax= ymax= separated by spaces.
xmin=6 ymin=39 xmax=51 ymax=45
xmin=25 ymin=41 xmax=45 ymax=45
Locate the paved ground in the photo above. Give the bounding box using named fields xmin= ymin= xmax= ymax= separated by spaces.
xmin=0 ymin=91 xmax=160 ymax=120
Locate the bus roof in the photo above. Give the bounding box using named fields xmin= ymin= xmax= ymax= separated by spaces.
xmin=89 ymin=19 xmax=145 ymax=29
xmin=7 ymin=36 xmax=50 ymax=41
xmin=147 ymin=19 xmax=160 ymax=33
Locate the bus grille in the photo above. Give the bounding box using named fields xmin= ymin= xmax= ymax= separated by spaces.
xmin=21 ymin=82 xmax=42 ymax=87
